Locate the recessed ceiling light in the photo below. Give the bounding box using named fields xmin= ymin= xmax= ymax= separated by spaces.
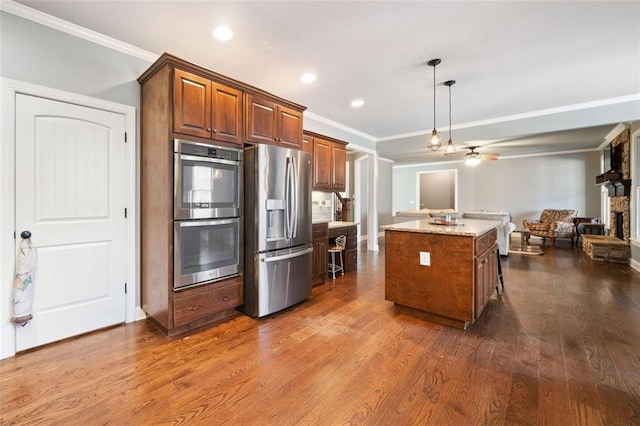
xmin=350 ymin=99 xmax=364 ymax=108
xmin=212 ymin=26 xmax=233 ymax=41
xmin=300 ymin=72 xmax=316 ymax=84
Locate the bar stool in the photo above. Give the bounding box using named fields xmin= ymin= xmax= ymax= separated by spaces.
xmin=328 ymin=235 xmax=346 ymax=279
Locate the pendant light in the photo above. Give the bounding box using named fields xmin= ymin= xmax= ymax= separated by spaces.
xmin=427 ymin=58 xmax=442 ymax=151
xmin=443 ymin=80 xmax=457 ymax=156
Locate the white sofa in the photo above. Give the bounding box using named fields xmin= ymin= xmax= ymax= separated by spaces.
xmin=463 ymin=211 xmax=516 ymax=256
xmin=392 ymin=208 xmax=458 ymax=223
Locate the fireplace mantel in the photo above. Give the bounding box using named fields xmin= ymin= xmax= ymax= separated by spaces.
xmin=599 ymin=179 xmax=631 ymax=197
xmin=596 ymin=172 xmax=631 ymax=197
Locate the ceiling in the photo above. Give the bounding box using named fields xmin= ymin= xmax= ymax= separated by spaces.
xmin=10 ymin=0 xmax=640 ymax=164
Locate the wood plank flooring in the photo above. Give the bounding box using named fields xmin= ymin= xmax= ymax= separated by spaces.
xmin=1 ymin=238 xmax=640 ymax=425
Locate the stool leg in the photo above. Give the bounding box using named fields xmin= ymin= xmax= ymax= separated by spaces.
xmin=496 ymin=249 xmax=504 ymax=294
xmin=330 ymin=252 xmax=336 ymax=279
xmin=340 ymin=251 xmax=344 ymax=276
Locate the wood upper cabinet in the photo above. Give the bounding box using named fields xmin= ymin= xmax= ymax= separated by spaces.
xmin=245 ymin=93 xmax=303 ymax=149
xmin=313 ymin=137 xmax=332 ymax=190
xmin=301 ymin=132 xmax=313 ymax=154
xmin=309 ymin=132 xmax=347 ymax=191
xmin=173 ymin=69 xmax=243 ymax=144
xmin=331 ymin=142 xmax=346 ymax=191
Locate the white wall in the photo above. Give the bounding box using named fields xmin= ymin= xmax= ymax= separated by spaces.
xmin=353 ymin=155 xmax=393 ymax=230
xmin=0 ymin=11 xmax=151 ymax=111
xmin=377 ymin=158 xmax=393 ymax=227
xmin=393 ymin=151 xmax=601 ymax=226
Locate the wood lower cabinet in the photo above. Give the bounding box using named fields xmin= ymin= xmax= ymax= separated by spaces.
xmin=474 ymin=238 xmax=498 ymax=319
xmin=345 ymin=225 xmax=358 ymax=272
xmin=385 ymin=227 xmax=498 ymax=329
xmin=173 ymin=68 xmax=243 ymax=145
xmin=245 ymin=93 xmax=303 ymax=149
xmin=312 ymin=223 xmax=328 ymax=286
xmin=304 ymin=131 xmax=347 ymax=191
xmin=172 ymin=277 xmax=243 ymax=330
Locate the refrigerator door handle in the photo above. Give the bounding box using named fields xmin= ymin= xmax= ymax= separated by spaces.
xmin=284 ymin=157 xmax=293 ymax=239
xmin=260 ymin=247 xmax=313 ymax=263
xmin=291 ymin=157 xmax=299 ymax=238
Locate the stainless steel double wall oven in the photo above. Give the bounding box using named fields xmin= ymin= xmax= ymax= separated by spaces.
xmin=173 ymin=139 xmax=242 ymax=290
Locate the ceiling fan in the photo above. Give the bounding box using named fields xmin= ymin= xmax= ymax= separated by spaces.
xmin=464 ymin=146 xmax=499 ymax=165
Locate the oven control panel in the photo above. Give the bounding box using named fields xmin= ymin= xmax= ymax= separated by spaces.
xmin=175 ymin=139 xmax=242 ymax=162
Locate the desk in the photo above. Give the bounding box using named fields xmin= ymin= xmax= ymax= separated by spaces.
xmin=575 ymin=219 xmax=605 ymax=246
xmin=582 ymin=223 xmax=605 ymax=235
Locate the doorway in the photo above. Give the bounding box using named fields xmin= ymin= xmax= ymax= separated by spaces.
xmin=1 ymin=79 xmax=137 ymax=358
xmin=416 ymin=169 xmax=458 ymax=211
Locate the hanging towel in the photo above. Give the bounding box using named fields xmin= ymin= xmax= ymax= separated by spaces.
xmin=12 ymin=238 xmax=36 ymax=327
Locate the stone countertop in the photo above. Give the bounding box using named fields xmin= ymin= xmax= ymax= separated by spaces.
xmin=328 ymin=221 xmax=359 ymax=229
xmin=382 ymin=218 xmax=501 ymax=237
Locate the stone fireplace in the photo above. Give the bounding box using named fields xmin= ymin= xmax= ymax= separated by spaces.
xmin=605 ymin=129 xmax=630 ymax=242
xmin=584 ymin=128 xmax=632 ymax=263
xmin=612 ymin=212 xmax=625 ymax=240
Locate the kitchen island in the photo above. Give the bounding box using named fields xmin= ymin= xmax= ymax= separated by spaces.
xmin=384 ymin=218 xmax=500 ymax=329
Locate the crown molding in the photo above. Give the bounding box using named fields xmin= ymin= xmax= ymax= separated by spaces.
xmin=0 ymin=0 xmax=159 ymax=63
xmin=304 ymin=111 xmax=377 ymax=142
xmin=379 ymin=94 xmax=640 ymax=143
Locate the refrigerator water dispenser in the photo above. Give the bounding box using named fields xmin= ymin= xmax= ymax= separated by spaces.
xmin=266 ymin=199 xmax=285 ymax=240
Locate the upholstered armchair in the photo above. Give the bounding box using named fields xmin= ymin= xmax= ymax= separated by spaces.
xmin=523 ymin=209 xmax=578 ymax=246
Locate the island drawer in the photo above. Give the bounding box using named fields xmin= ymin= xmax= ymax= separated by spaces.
xmin=312 ymin=222 xmax=328 ymax=239
xmin=475 ymin=228 xmax=497 ymax=255
xmin=172 ymin=276 xmax=243 ymax=328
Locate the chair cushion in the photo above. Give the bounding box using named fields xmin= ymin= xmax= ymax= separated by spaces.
xmin=541 ymin=209 xmax=577 ymax=223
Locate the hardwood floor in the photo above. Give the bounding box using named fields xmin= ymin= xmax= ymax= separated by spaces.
xmin=1 ymin=238 xmax=639 ymax=425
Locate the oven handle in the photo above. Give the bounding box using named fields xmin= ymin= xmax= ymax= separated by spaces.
xmin=177 ymin=153 xmax=241 ymax=166
xmin=261 ymin=247 xmax=313 ymax=263
xmin=178 ymin=218 xmax=239 ymax=227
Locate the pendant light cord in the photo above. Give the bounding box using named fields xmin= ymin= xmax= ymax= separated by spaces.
xmin=448 ymin=84 xmax=452 ymax=137
xmin=433 ymin=64 xmax=437 ymax=129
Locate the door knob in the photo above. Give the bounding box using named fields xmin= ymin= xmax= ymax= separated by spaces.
xmin=20 ymin=231 xmax=32 ymax=239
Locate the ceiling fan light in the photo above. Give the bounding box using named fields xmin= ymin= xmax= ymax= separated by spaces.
xmin=444 ymin=138 xmax=456 ymax=156
xmin=465 ymin=157 xmax=481 ymax=166
xmin=428 ymin=129 xmax=441 ymax=150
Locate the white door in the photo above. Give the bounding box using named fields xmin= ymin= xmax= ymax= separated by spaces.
xmin=15 ymin=94 xmax=127 ymax=351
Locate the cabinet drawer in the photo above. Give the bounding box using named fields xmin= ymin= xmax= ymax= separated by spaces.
xmin=173 ymin=278 xmax=242 ymax=328
xmin=475 ymin=228 xmax=497 ymax=255
xmin=312 ymin=222 xmax=328 ymax=239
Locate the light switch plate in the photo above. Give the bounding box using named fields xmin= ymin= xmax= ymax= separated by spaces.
xmin=420 ymin=251 xmax=430 ymax=266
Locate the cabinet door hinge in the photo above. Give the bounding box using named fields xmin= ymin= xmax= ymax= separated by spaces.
xmin=124 ymin=132 xmax=128 ymax=143
xmin=124 ymin=282 xmax=127 ymax=294
xmin=124 ymin=208 xmax=128 ymax=218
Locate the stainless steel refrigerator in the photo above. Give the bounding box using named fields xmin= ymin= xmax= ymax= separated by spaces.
xmin=242 ymin=144 xmax=313 ymax=317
